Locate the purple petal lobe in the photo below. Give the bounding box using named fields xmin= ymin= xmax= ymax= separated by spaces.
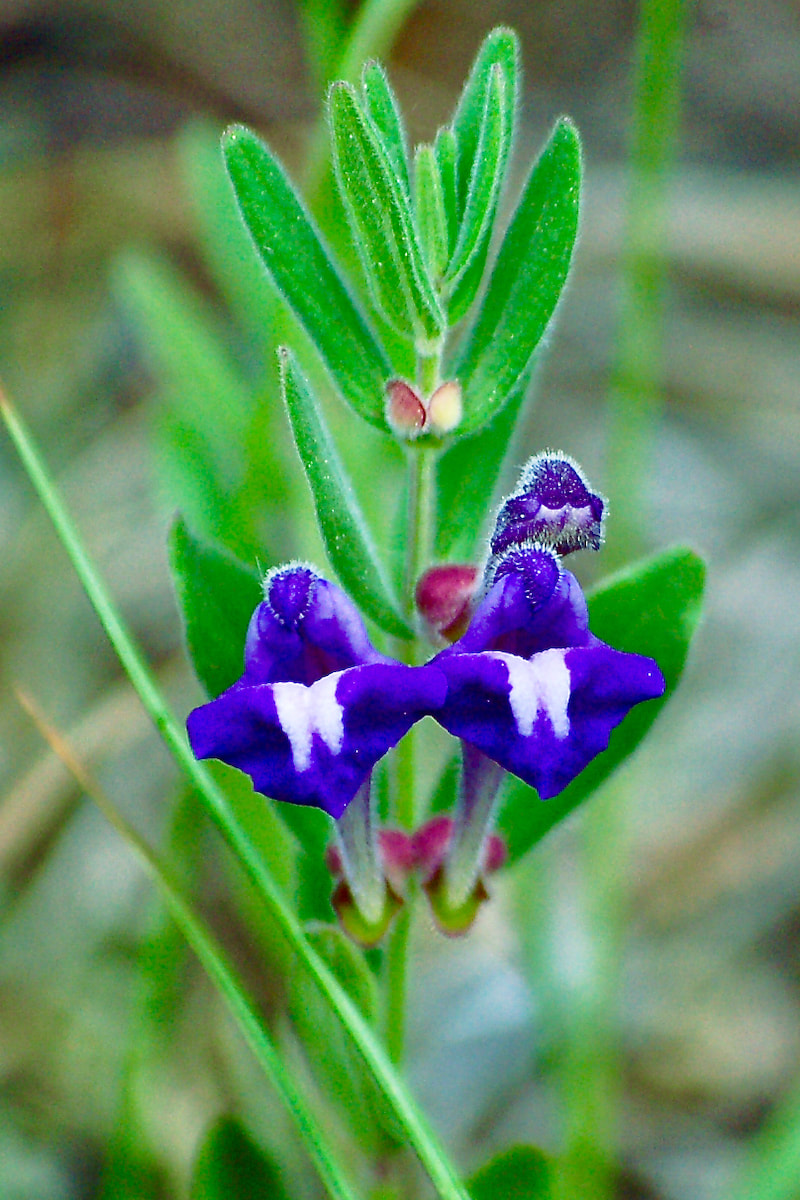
xmin=187 ymin=662 xmax=446 ymax=819
xmin=434 ymin=643 xmax=664 ymax=798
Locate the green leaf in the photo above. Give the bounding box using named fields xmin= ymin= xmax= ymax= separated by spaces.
xmin=222 ymin=124 xmax=391 ymax=427
xmin=499 ymin=546 xmax=706 ymax=863
xmin=279 ymin=347 xmax=412 ymax=639
xmin=451 ymin=27 xmax=519 ymax=218
xmin=329 ymin=82 xmax=445 ymax=348
xmin=414 ymin=143 xmax=449 ymax=281
xmin=435 ymin=364 xmax=532 ymax=559
xmin=191 ymin=1117 xmax=290 ymax=1200
xmin=168 ymin=518 xmax=262 ymax=698
xmin=451 ymin=119 xmax=581 ymax=435
xmin=468 ymin=1144 xmax=553 ymax=1200
xmin=362 ymin=60 xmax=411 ymax=198
xmin=435 ymin=126 xmax=459 ymax=258
xmin=444 ymin=63 xmax=514 ymax=322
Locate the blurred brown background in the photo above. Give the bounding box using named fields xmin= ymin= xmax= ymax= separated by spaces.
xmin=0 ymin=2 xmax=799 ymax=1198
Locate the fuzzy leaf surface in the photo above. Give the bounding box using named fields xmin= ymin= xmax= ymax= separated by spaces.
xmin=435 ymin=126 xmax=459 ymax=258
xmin=362 ymin=60 xmax=411 ymax=198
xmin=451 ymin=119 xmax=581 ymax=434
xmin=414 ymin=143 xmax=449 ymax=281
xmin=279 ymin=347 xmax=411 ymax=638
xmin=451 ymin=26 xmax=519 ymax=218
xmin=223 ymin=124 xmax=390 ymax=427
xmin=499 ymin=547 xmax=706 ymax=863
xmin=329 ymin=82 xmax=444 ymax=346
xmin=444 ymin=63 xmax=514 ymax=321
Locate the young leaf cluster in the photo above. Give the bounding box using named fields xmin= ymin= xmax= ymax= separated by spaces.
xmin=223 ymin=26 xmax=581 ymax=441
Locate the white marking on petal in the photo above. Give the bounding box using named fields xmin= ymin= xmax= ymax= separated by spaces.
xmin=273 ymin=673 xmax=345 ymax=772
xmin=489 ymin=650 xmax=571 ymax=740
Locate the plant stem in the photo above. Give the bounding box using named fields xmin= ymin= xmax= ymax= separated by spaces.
xmin=404 ymin=445 xmax=436 ymax=620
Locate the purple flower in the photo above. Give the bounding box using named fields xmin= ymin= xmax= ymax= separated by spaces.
xmin=187 ymin=564 xmax=446 ymax=820
xmin=433 ymin=545 xmax=665 ymax=801
xmin=490 ymin=450 xmax=606 ymax=559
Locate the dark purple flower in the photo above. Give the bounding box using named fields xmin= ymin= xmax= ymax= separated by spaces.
xmin=433 ymin=545 xmax=665 ymax=801
xmin=187 ymin=564 xmax=446 ymax=820
xmin=490 ymin=451 xmax=606 ymax=558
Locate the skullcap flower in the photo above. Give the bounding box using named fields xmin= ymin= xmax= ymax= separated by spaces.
xmin=433 ymin=544 xmax=664 ymax=800
xmin=187 ymin=564 xmax=446 ymax=820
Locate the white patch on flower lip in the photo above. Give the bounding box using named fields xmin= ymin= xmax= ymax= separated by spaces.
xmin=489 ymin=650 xmax=571 ymax=740
xmin=273 ymin=673 xmax=345 ymax=771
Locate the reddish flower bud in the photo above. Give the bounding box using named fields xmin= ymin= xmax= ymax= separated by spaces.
xmin=415 ymin=564 xmax=479 ymax=642
xmin=386 ymin=379 xmax=426 ymax=437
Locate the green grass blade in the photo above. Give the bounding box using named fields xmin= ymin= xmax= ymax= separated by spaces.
xmin=222 ymin=124 xmax=391 ymax=428
xmin=0 ymin=389 xmax=471 ymax=1200
xmin=329 ymin=81 xmax=445 ymax=348
xmin=279 ymin=347 xmax=412 ymax=639
xmin=16 ymin=690 xmax=358 ymax=1200
xmin=498 ymin=546 xmax=705 ymax=862
xmin=451 ymin=119 xmax=581 ymax=435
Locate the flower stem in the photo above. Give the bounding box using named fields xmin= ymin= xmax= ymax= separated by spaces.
xmin=404 ymin=445 xmax=436 ymax=621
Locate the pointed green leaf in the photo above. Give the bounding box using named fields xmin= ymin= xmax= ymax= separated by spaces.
xmin=444 ymin=63 xmax=513 ymax=322
xmin=451 ymin=27 xmax=519 ymax=218
xmin=435 ymin=126 xmax=459 ymax=257
xmin=435 ymin=364 xmax=532 ymax=558
xmin=329 ymin=82 xmax=445 ymax=348
xmin=452 ymin=119 xmax=581 ymax=435
xmin=279 ymin=347 xmax=412 ymax=639
xmin=222 ymin=124 xmax=391 ymax=427
xmin=468 ymin=1145 xmax=553 ymax=1200
xmin=414 ymin=143 xmax=449 ymax=281
xmin=168 ymin=517 xmax=262 ymax=698
xmin=191 ymin=1117 xmax=290 ymax=1200
xmin=362 ymin=60 xmax=411 ymax=198
xmin=499 ymin=546 xmax=706 ymax=863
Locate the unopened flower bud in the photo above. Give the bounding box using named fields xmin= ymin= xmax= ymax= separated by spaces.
xmin=427 ymin=381 xmax=462 ymax=434
xmin=490 ymin=451 xmax=606 ymax=557
xmin=386 ymin=379 xmax=426 ymax=438
xmin=385 ymin=379 xmax=463 ymax=440
xmin=415 ymin=563 xmax=479 ymax=642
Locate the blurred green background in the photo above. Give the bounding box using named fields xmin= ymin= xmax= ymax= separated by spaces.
xmin=0 ymin=2 xmax=799 ymax=1198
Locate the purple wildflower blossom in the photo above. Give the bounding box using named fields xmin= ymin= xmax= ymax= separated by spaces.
xmin=187 ymin=564 xmax=446 ymax=819
xmin=433 ymin=545 xmax=665 ymax=800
